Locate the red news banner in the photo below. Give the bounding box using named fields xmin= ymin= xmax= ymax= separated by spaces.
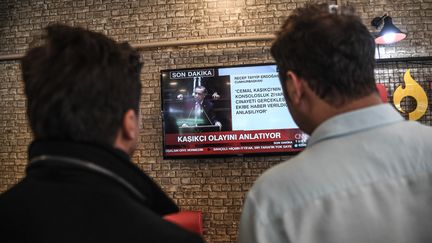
xmin=164 ymin=129 xmax=307 ymax=156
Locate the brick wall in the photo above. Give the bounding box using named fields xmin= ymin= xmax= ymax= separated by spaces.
xmin=1 ymin=1 xmax=431 ymax=242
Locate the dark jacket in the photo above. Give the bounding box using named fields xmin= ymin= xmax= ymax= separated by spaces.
xmin=0 ymin=140 xmax=204 ymax=243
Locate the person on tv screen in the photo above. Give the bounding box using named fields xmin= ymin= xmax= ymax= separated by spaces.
xmin=238 ymin=3 xmax=432 ymax=243
xmin=0 ymin=24 xmax=204 ymax=243
xmin=181 ymin=85 xmax=222 ymax=131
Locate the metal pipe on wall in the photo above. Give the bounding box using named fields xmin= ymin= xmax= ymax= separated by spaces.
xmin=134 ymin=35 xmax=274 ymax=49
xmin=0 ymin=53 xmax=24 ymax=62
xmin=0 ymin=35 xmax=275 ymax=62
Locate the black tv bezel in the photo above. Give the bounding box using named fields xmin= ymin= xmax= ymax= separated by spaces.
xmin=160 ymin=62 xmax=305 ymax=160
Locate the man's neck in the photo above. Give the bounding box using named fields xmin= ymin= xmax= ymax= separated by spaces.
xmin=334 ymin=94 xmax=382 ymax=114
xmin=310 ymin=93 xmax=383 ymax=134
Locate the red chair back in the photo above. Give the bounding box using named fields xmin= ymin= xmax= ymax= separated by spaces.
xmin=164 ymin=211 xmax=203 ymax=236
xmin=376 ymin=83 xmax=388 ymax=102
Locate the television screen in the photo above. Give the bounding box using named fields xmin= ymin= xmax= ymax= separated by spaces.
xmin=160 ymin=64 xmax=308 ymax=159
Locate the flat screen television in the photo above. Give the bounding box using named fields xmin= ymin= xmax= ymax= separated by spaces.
xmin=160 ymin=64 xmax=308 ymax=159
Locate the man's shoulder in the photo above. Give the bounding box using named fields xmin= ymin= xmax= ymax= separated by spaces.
xmin=254 ymin=148 xmax=323 ymax=186
xmin=250 ymin=120 xmax=432 ymax=208
xmin=0 ymin=178 xmax=203 ymax=243
xmin=402 ymin=120 xmax=432 ymax=135
xmin=248 ymin=154 xmax=315 ymax=209
xmin=370 ymin=119 xmax=432 ymax=154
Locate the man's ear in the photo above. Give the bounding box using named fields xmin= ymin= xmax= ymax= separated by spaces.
xmin=114 ymin=109 xmax=139 ymax=155
xmin=285 ymin=71 xmax=304 ymax=105
xmin=121 ymin=109 xmax=138 ymax=140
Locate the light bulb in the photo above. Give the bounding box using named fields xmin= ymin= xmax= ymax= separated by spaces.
xmin=382 ymin=32 xmax=396 ymax=44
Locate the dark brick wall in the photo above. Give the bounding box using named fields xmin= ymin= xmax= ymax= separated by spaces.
xmin=1 ymin=1 xmax=431 ymax=242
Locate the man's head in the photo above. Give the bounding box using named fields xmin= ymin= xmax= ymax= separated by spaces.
xmin=194 ymin=86 xmax=207 ymax=103
xmin=22 ymin=24 xmax=142 ymax=153
xmin=271 ymin=4 xmax=379 ymax=133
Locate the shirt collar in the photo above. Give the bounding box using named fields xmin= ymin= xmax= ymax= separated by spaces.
xmin=307 ymin=104 xmax=404 ymax=147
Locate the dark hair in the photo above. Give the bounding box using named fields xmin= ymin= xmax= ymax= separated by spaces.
xmin=271 ymin=4 xmax=376 ymax=106
xmin=21 ymin=24 xmax=142 ymax=144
